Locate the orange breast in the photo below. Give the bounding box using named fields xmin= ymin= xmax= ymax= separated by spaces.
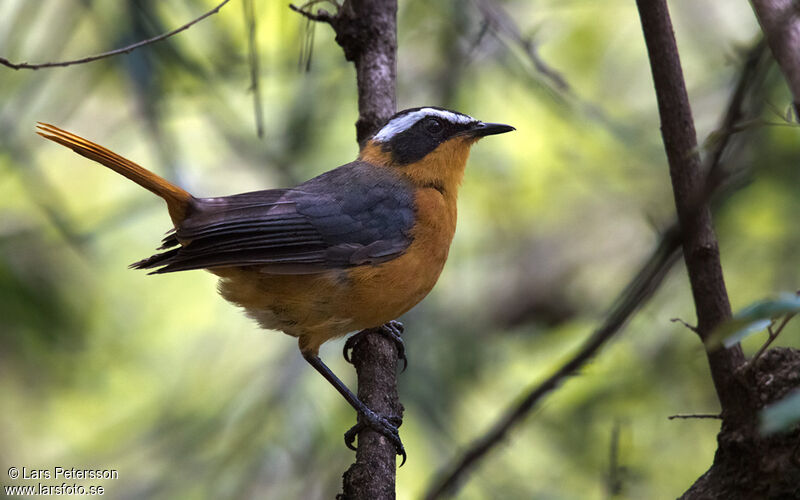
xmin=211 ymin=186 xmax=457 ymax=355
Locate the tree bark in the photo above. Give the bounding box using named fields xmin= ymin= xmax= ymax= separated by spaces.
xmin=291 ymin=1 xmax=402 ymax=498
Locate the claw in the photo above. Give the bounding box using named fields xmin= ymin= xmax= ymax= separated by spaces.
xmin=344 ymin=321 xmax=407 ymax=372
xmin=343 ymin=331 xmax=361 ymax=364
xmin=344 ymin=410 xmax=406 ymax=466
xmin=385 ymin=320 xmax=404 ymax=334
xmin=381 ymin=321 xmax=407 ymax=372
xmin=344 ymin=423 xmax=360 ymax=451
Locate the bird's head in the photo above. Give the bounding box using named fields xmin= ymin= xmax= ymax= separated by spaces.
xmin=359 ymin=107 xmax=514 ymax=196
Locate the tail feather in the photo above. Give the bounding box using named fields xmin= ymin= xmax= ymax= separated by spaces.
xmin=129 ymin=246 xmax=180 ymax=273
xmin=36 ymin=123 xmax=192 ymax=224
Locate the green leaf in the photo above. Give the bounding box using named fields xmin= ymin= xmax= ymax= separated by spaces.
xmin=720 ymin=319 xmax=771 ymax=348
xmin=760 ymin=390 xmax=800 ymax=434
xmin=736 ymin=293 xmax=800 ymax=319
xmin=707 ymin=293 xmax=800 ymax=348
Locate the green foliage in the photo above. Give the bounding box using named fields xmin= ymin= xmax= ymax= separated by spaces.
xmin=760 ymin=390 xmax=800 ymax=434
xmin=710 ymin=293 xmax=800 ymax=348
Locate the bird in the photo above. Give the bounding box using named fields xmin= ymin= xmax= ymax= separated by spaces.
xmin=36 ymin=107 xmax=514 ymax=463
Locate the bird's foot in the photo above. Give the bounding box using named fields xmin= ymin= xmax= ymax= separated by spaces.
xmin=344 ymin=409 xmax=406 ymax=466
xmin=343 ymin=320 xmax=407 ymax=372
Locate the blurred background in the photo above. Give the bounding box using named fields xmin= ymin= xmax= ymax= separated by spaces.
xmin=1 ymin=0 xmax=799 ymax=498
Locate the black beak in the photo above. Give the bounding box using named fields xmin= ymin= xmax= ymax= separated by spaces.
xmin=466 ymin=121 xmax=516 ymax=138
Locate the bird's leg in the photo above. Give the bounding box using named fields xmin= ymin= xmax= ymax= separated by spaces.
xmin=302 ymin=353 xmax=406 ymax=465
xmin=343 ymin=321 xmax=407 ymax=371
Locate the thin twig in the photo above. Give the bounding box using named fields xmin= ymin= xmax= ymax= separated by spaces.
xmin=606 ymin=420 xmax=623 ymax=500
xmin=298 ymin=17 xmax=316 ymax=72
xmin=702 ymin=40 xmax=768 ymax=194
xmin=671 ymin=317 xmax=699 ymax=333
xmin=667 ymin=413 xmax=722 ymax=420
xmin=425 ymin=224 xmax=683 ymax=500
xmin=467 ymin=20 xmax=491 ymax=56
xmin=290 ymin=0 xmax=337 ymax=71
xmin=471 ymin=0 xmax=636 ymax=145
xmin=242 ymin=0 xmax=264 ymax=138
xmin=475 ymin=0 xmax=570 ymax=92
xmin=0 ymin=0 xmax=230 ymax=70
xmin=289 ymin=3 xmax=336 ymax=24
xmin=749 ymin=313 xmax=796 ymax=368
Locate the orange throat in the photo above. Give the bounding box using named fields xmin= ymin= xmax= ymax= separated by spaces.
xmin=359 ymin=137 xmax=474 ymax=201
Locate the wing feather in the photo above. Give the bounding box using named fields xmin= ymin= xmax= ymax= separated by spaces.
xmin=132 ymin=162 xmax=415 ymax=274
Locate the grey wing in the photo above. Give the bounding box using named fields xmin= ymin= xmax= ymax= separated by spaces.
xmin=131 ymin=163 xmax=416 ymax=274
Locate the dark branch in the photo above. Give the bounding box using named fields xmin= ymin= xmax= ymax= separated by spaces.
xmin=636 ymin=0 xmax=750 ymax=430
xmin=0 ymin=0 xmax=230 ymax=70
xmin=425 ymin=35 xmax=768 ymax=500
xmin=288 ymin=1 xmax=401 ymax=496
xmin=636 ymin=0 xmax=731 ymax=337
xmin=334 ymin=1 xmax=401 ymax=493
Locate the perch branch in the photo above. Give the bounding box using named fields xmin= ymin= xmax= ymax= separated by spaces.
xmin=290 ymin=1 xmax=402 ymax=497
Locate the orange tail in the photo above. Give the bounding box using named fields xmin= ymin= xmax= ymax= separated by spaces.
xmin=36 ymin=123 xmax=192 ymax=224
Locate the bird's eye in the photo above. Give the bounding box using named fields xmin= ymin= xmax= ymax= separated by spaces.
xmin=424 ymin=117 xmax=443 ymax=134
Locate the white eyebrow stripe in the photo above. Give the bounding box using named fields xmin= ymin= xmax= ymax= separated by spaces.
xmin=372 ymin=108 xmax=474 ymax=142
